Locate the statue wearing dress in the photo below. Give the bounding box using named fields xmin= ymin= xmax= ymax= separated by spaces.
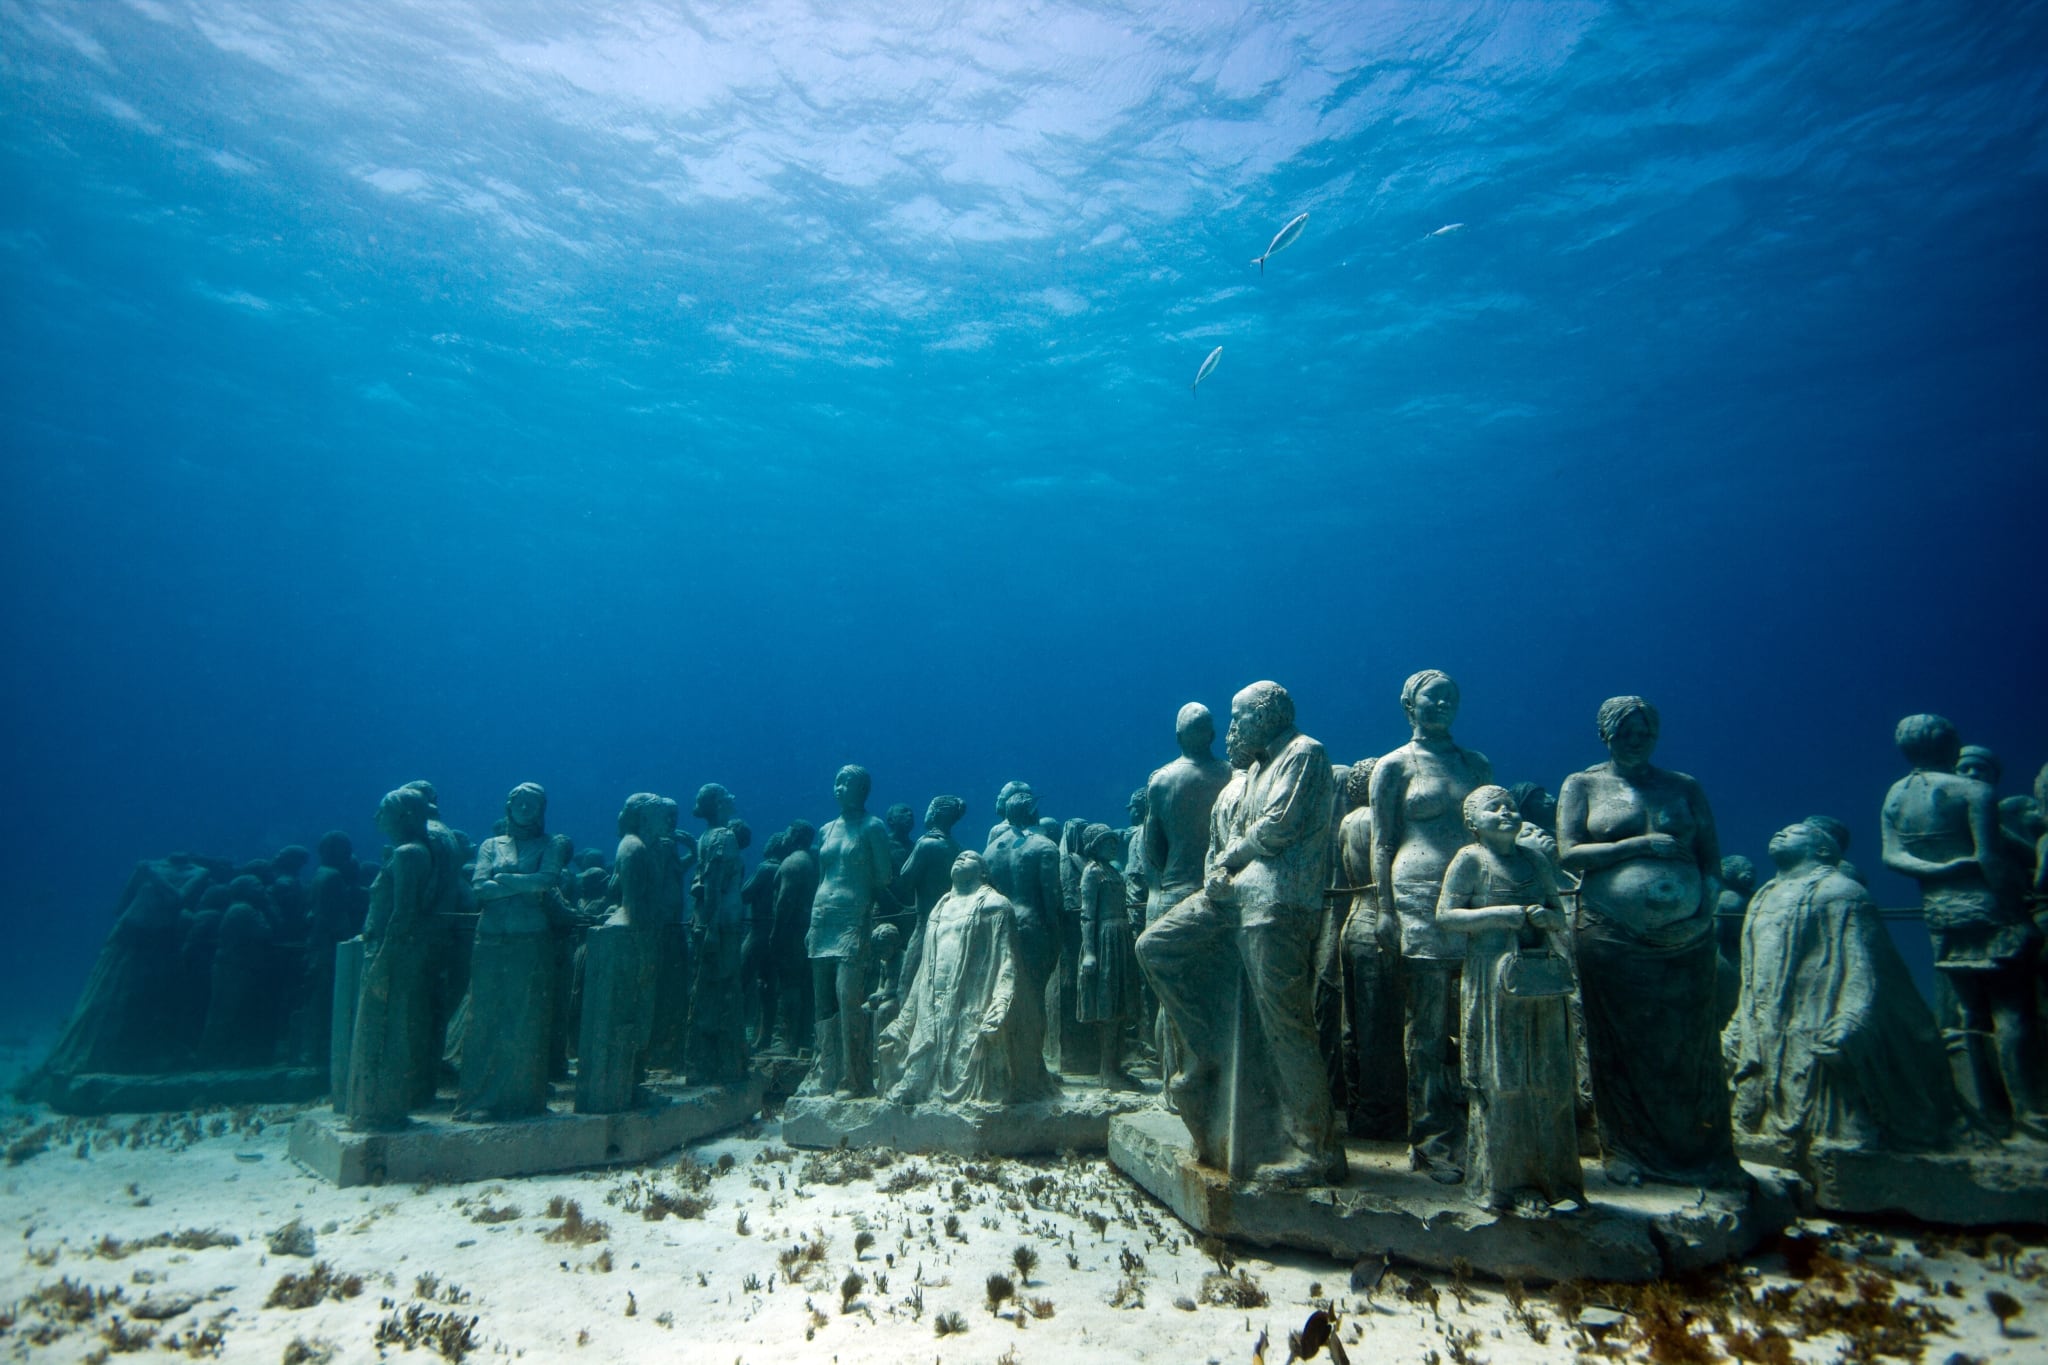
xmin=1726 ymin=821 xmax=1956 ymax=1159
xmin=1558 ymin=696 xmax=1742 ymax=1188
xmin=1435 ymin=786 xmax=1583 ymax=1215
xmin=880 ymin=852 xmax=1037 ymax=1107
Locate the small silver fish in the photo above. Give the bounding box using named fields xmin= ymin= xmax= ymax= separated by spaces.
xmin=1192 ymin=345 xmax=1223 ymax=395
xmin=1426 ymin=222 xmax=1466 ymax=238
xmin=1251 ymin=212 xmax=1309 ymax=273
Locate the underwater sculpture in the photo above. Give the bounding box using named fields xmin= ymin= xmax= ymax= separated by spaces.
xmin=1139 ymin=702 xmax=1234 ymax=1094
xmin=1714 ymin=854 xmax=1759 ymax=1029
xmin=1141 ymin=705 xmax=1235 ymax=923
xmin=18 ymin=857 xmax=212 ymax=1098
xmin=1434 ymin=785 xmax=1583 ymax=1215
xmin=895 ymin=796 xmax=968 ymax=1001
xmin=1881 ymin=713 xmax=2048 ymax=1136
xmin=575 ymin=792 xmax=674 ymax=1113
xmin=1076 ymin=822 xmax=1142 ymax=1089
xmin=982 ymin=781 xmax=1062 ymax=1097
xmin=1052 ymin=817 xmax=1091 ymax=1073
xmin=877 ymin=850 xmax=1040 ymax=1106
xmin=766 ymin=819 xmax=819 ymax=1053
xmin=296 ymin=832 xmax=368 ymax=1065
xmin=1336 ymin=758 xmax=1406 ymax=1138
xmin=738 ymin=830 xmax=787 ymax=1048
xmin=1138 ymin=681 xmax=1341 ymax=1186
xmin=802 ymin=765 xmax=898 ymax=1098
xmin=1725 ymin=819 xmax=1956 ymax=1157
xmin=1370 ymin=668 xmax=1494 ymax=1183
xmin=198 ymin=877 xmax=278 ymax=1067
xmin=686 ymin=822 xmax=749 ymax=1083
xmin=1559 ymin=696 xmax=1743 ymax=1188
xmin=457 ymin=783 xmax=570 ymax=1122
xmin=346 ymin=787 xmax=453 ymax=1130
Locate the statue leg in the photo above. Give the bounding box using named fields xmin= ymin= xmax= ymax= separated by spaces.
xmin=1135 ymin=895 xmax=1235 ymax=1121
xmin=1240 ymin=914 xmax=1344 ymax=1184
xmin=1401 ymin=957 xmax=1467 ymax=1179
xmin=834 ymin=955 xmax=872 ymax=1098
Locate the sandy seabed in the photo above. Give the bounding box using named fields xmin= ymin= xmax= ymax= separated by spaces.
xmin=1 ymin=1039 xmax=2043 ymax=1365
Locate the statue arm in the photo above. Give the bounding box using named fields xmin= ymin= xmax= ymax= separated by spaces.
xmin=382 ymin=844 xmax=431 ymax=938
xmin=1368 ymin=755 xmax=1401 ymax=919
xmin=1142 ymin=781 xmax=1170 ymax=873
xmin=1229 ymin=743 xmax=1329 ymax=869
xmin=1433 ymin=851 xmax=1529 ymax=934
xmin=1688 ymin=777 xmax=1723 ymax=916
xmin=1078 ymin=865 xmax=1104 ymax=970
xmin=1817 ymin=888 xmax=1883 ymax=1053
xmin=984 ymin=905 xmax=1018 ymax=1031
xmin=1968 ymin=784 xmax=2005 ymax=884
xmin=1556 ymin=773 xmax=1674 ymax=873
xmin=864 ymin=822 xmax=904 ymax=914
xmin=1879 ymin=791 xmax=1971 ymax=878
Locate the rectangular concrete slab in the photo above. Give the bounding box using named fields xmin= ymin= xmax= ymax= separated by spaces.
xmin=782 ymin=1086 xmax=1156 ymax=1157
xmin=1110 ymin=1108 xmax=1799 ymax=1284
xmin=288 ymin=1079 xmax=764 ymax=1187
xmin=1737 ymin=1134 xmax=2048 ymax=1227
xmin=50 ymin=1067 xmax=328 ymax=1116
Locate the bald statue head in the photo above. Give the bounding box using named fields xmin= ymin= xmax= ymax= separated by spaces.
xmin=1175 ymin=702 xmax=1217 ymax=760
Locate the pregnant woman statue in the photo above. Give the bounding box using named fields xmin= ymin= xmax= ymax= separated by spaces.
xmin=1558 ymin=696 xmax=1743 ymax=1188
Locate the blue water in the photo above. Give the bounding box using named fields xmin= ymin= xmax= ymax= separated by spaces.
xmin=2 ymin=0 xmax=2044 ymax=1023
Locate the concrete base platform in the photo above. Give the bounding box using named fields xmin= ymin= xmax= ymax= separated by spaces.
xmin=44 ymin=1066 xmax=328 ymax=1116
xmin=783 ymin=1085 xmax=1157 ymax=1156
xmin=1736 ymin=1134 xmax=2048 ymax=1227
xmin=1110 ymin=1109 xmax=1799 ymax=1283
xmin=287 ymin=1079 xmax=764 ymax=1188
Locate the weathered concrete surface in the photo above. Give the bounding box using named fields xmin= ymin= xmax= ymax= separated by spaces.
xmin=1736 ymin=1134 xmax=2048 ymax=1227
xmin=782 ymin=1086 xmax=1155 ymax=1156
xmin=288 ymin=1078 xmax=763 ymax=1187
xmin=1110 ymin=1108 xmax=1799 ymax=1284
xmin=47 ymin=1067 xmax=328 ymax=1116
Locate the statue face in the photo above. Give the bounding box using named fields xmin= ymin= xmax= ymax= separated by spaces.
xmin=1406 ymin=678 xmax=1459 ymax=736
xmin=1606 ymin=709 xmax=1658 ymax=767
xmin=949 ymin=853 xmax=985 ymax=894
xmin=1766 ymin=824 xmax=1819 ymax=867
xmin=1956 ymin=755 xmax=1998 ymax=787
xmin=1226 ymin=699 xmax=1279 ymax=762
xmin=1468 ymin=792 xmax=1521 ymax=840
xmin=507 ymin=788 xmax=544 ymax=830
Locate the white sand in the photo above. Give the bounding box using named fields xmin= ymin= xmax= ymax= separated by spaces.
xmin=1 ymin=1066 xmax=2041 ymax=1365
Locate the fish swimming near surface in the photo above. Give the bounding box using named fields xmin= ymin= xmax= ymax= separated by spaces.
xmin=1251 ymin=211 xmax=1309 ymax=272
xmin=1192 ymin=345 xmax=1222 ymax=395
xmin=1426 ymin=222 xmax=1466 ymax=237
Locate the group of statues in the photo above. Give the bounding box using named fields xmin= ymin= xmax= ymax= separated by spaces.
xmin=18 ymin=834 xmax=373 ymax=1098
xmin=25 ymin=677 xmax=2048 ymax=1219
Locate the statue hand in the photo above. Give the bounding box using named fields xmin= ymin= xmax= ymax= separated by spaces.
xmin=1080 ymin=954 xmax=1097 ymax=975
xmin=1642 ymin=833 xmax=1684 ymax=858
xmin=1205 ymin=869 xmax=1236 ymax=903
xmin=1527 ymin=905 xmax=1566 ymax=932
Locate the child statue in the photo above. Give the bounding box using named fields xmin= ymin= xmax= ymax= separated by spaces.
xmin=1076 ymin=823 xmax=1143 ymax=1089
xmin=1434 ymin=785 xmax=1583 ymax=1216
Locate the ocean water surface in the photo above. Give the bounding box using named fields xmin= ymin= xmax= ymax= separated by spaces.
xmin=2 ymin=0 xmax=2044 ymax=1023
